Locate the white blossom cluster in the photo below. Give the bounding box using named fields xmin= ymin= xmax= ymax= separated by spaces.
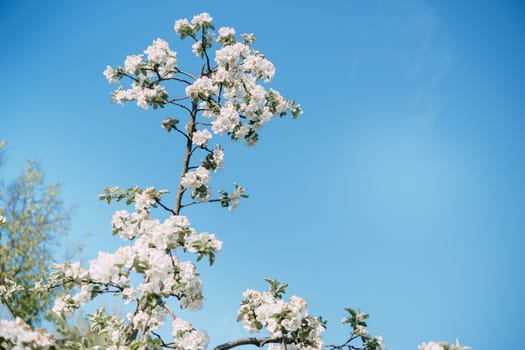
xmin=186 ymin=76 xmax=218 ymax=100
xmin=192 ymin=129 xmax=212 ymax=146
xmin=0 ymin=317 xmax=55 ymax=349
xmin=180 ymin=166 xmax=212 ymax=201
xmin=193 ymin=24 xmax=302 ymax=146
xmin=418 ymin=340 xmax=471 ymax=350
xmin=103 ymin=38 xmax=176 ymax=110
xmin=172 ymin=318 xmax=210 ymax=350
xmin=226 ymin=184 xmax=245 ymax=211
xmin=48 ymin=188 xmax=221 ymax=348
xmin=339 ymin=307 xmax=385 ymax=350
xmin=105 ymin=12 xmax=302 ymax=144
xmin=237 ymin=288 xmax=325 ymax=350
xmin=111 ymin=79 xmax=168 ymax=110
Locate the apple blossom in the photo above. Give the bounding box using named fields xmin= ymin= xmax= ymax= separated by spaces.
xmin=0 ymin=318 xmax=55 ymax=348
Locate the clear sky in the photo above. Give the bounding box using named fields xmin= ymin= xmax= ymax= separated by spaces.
xmin=1 ymin=1 xmax=524 ymax=349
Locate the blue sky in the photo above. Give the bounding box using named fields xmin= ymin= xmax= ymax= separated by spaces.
xmin=1 ymin=0 xmax=524 ymax=349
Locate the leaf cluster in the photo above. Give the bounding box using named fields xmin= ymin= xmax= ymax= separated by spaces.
xmin=0 ymin=145 xmax=71 ymax=326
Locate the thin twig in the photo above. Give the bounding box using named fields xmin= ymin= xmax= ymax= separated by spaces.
xmin=165 ymin=76 xmax=193 ymax=85
xmin=180 ymin=198 xmax=221 ymax=209
xmin=156 ymin=200 xmax=176 ymax=215
xmin=175 ymin=67 xmax=197 ymax=80
xmin=167 ymin=101 xmax=192 ymax=114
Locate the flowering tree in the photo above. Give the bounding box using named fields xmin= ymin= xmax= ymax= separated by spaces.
xmin=0 ymin=141 xmax=71 ymax=327
xmin=0 ymin=13 xmax=470 ymax=350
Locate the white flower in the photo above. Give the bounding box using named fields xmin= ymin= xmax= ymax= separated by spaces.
xmin=234 ymin=125 xmax=251 ymax=140
xmin=88 ymin=248 xmax=133 ymax=286
xmin=212 ymin=145 xmax=224 ymax=170
xmin=72 ymin=284 xmax=93 ymax=306
xmin=124 ymin=54 xmax=143 ymax=73
xmin=121 ymin=287 xmax=136 ymax=304
xmin=218 ymin=27 xmax=235 ymax=38
xmin=172 ymin=319 xmax=192 ymax=335
xmin=180 ymin=166 xmax=211 ymax=190
xmin=103 ymin=65 xmax=118 ymax=83
xmin=144 ymin=38 xmax=173 ymax=65
xmin=176 ymin=262 xmax=204 ymax=310
xmin=178 ymin=329 xmax=209 ymax=350
xmin=217 ymin=27 xmax=236 ymax=44
xmin=354 ymin=325 xmax=369 ymax=336
xmin=212 ymin=102 xmax=240 ymax=134
xmin=164 ymin=215 xmax=190 ymax=228
xmin=241 ymin=33 xmax=256 ymax=44
xmin=242 ymin=54 xmax=275 ymax=82
xmin=237 ymin=288 xmax=324 ymax=349
xmin=180 ymin=167 xmax=212 ymax=201
xmin=134 ymin=190 xmax=156 ymax=211
xmin=113 ymin=83 xmax=167 ymax=110
xmin=192 ymin=129 xmax=212 ymax=146
xmin=418 ymin=342 xmax=444 ymax=350
xmin=63 ymin=261 xmax=89 ymax=280
xmin=185 ymin=76 xmax=218 ymax=100
xmin=129 ymin=306 xmax=165 ymax=331
xmin=52 ymin=295 xmax=76 ymax=317
xmin=174 ymin=18 xmax=192 ymax=34
xmin=192 ymin=41 xmax=204 ymax=56
xmin=228 ymin=185 xmax=245 ymax=211
xmin=0 ymin=318 xmax=55 ymax=347
xmin=191 ymin=13 xmax=213 ymax=27
xmin=185 ymin=232 xmax=222 ymax=253
xmin=419 ymin=340 xmax=471 ymax=350
xmin=215 ymin=42 xmax=249 ymax=67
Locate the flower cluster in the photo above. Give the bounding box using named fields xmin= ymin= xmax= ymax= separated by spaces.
xmin=218 ymin=183 xmax=248 ymax=211
xmin=103 ymin=38 xmax=177 ymax=110
xmin=0 ymin=317 xmax=55 ymax=349
xmin=237 ymin=279 xmax=325 ymax=350
xmin=48 ymin=187 xmax=221 ymax=348
xmin=181 ymin=166 xmax=212 ymax=201
xmin=340 ymin=308 xmax=385 ymax=350
xmin=106 ymin=11 xmax=301 ymax=143
xmin=172 ymin=318 xmax=210 ymax=350
xmin=112 ymin=80 xmax=168 ymax=110
xmin=418 ymin=340 xmax=471 ymax=350
xmin=187 ymin=21 xmax=302 ymax=146
xmin=186 ymin=77 xmax=218 ymax=100
xmin=192 ymin=129 xmax=212 ymax=146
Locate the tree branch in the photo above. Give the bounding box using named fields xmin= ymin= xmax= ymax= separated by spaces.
xmin=164 ymin=76 xmax=193 ymax=85
xmin=175 ymin=67 xmax=197 ymax=81
xmin=163 ymin=304 xmax=176 ymax=321
xmin=214 ymin=337 xmax=285 ymax=350
xmin=174 ymin=100 xmax=198 ymax=214
xmin=156 ymin=200 xmax=176 ymax=215
xmin=167 ymin=101 xmax=192 ymax=114
xmin=180 ymin=198 xmax=221 ymax=209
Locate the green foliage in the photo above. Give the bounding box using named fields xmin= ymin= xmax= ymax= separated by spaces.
xmin=161 ymin=117 xmax=180 ymax=132
xmin=264 ymin=278 xmax=288 ymax=299
xmin=0 ymin=142 xmax=71 ymax=326
xmin=335 ymin=308 xmax=384 ymax=350
xmin=98 ymin=186 xmax=168 ymax=206
xmin=53 ymin=311 xmax=110 ymax=349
